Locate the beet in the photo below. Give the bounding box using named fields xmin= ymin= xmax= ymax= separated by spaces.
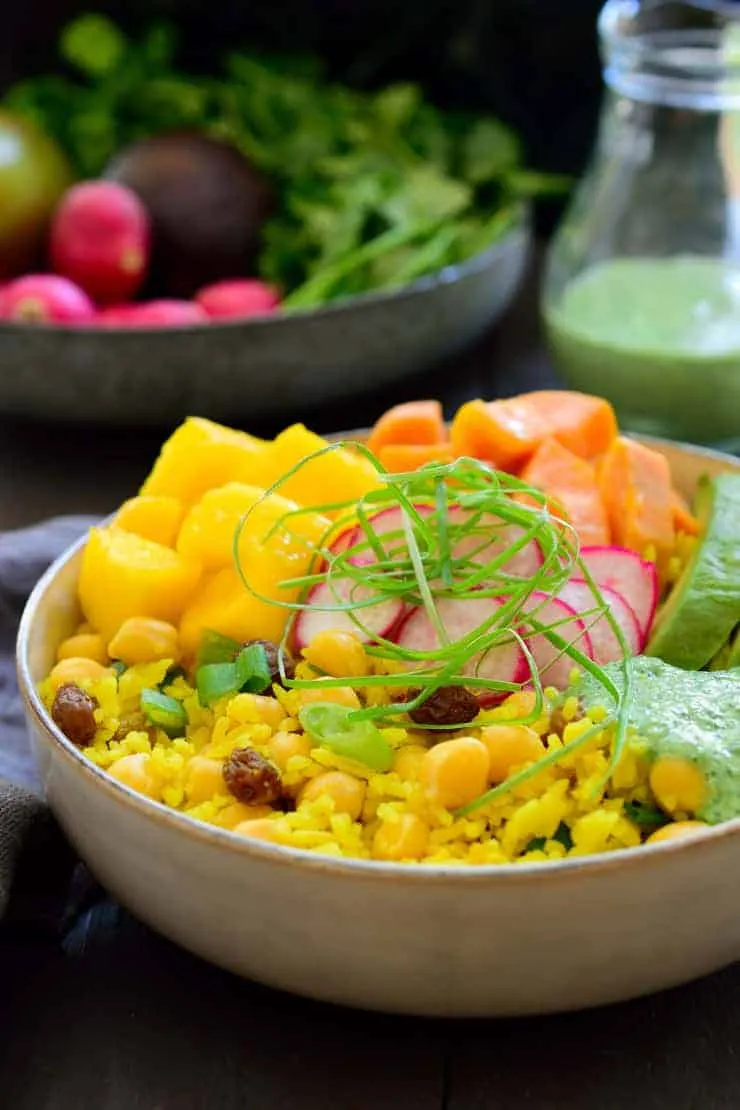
xmin=96 ymin=300 xmax=207 ymax=328
xmin=105 ymin=133 xmax=274 ymax=299
xmin=1 ymin=274 xmax=96 ymax=324
xmin=50 ymin=181 xmax=150 ymax=305
xmin=195 ymin=278 xmax=280 ymax=320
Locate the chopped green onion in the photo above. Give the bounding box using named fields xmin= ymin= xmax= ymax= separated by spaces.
xmin=197 ymin=662 xmax=239 ymax=706
xmin=111 ymin=660 xmax=127 ymax=679
xmin=299 ymin=702 xmax=394 ymax=772
xmin=235 ymin=644 xmax=272 ymax=693
xmin=196 ymin=629 xmax=241 ymax=668
xmin=140 ymin=688 xmax=188 ymax=735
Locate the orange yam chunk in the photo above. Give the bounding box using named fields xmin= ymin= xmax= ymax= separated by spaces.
xmin=598 ymin=437 xmax=675 ymax=554
xmin=451 ymin=391 xmax=617 ymax=471
xmin=671 ymin=489 xmax=700 ymax=537
xmin=367 ymin=400 xmax=446 ymax=456
xmin=377 ymin=442 xmax=454 ymax=472
xmin=521 ymin=438 xmax=610 ymax=546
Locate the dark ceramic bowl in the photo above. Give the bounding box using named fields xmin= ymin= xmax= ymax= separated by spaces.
xmin=0 ymin=216 xmax=530 ymax=425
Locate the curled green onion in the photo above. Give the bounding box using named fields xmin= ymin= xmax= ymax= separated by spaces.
xmin=196 ymin=629 xmax=241 ymax=668
xmin=140 ymin=688 xmax=187 ymax=736
xmin=232 ymin=444 xmax=631 ymax=796
xmin=299 ymin=703 xmax=394 ymax=772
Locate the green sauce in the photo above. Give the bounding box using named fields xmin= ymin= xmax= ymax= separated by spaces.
xmin=545 ymin=257 xmax=740 ymax=449
xmin=575 ymin=656 xmax=740 ymax=825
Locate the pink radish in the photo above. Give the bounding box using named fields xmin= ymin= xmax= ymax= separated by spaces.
xmin=447 ymin=507 xmax=542 ymax=578
xmin=557 ymin=579 xmax=641 ymax=665
xmin=1 ymin=274 xmax=95 ymax=324
xmin=293 ymin=578 xmax=405 ymax=650
xmin=395 ymin=597 xmax=527 ymax=687
xmin=520 ymin=591 xmax=594 ymax=690
xmin=195 ymin=278 xmax=281 ymax=319
xmin=577 ymin=546 xmax=659 ymax=645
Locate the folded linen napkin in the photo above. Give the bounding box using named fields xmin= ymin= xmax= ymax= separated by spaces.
xmin=0 ymin=516 xmax=97 ymax=919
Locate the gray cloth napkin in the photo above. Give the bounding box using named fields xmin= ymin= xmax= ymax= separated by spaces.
xmin=0 ymin=516 xmax=98 ymax=919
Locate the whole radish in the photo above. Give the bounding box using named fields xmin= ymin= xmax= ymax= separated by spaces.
xmin=97 ymin=300 xmax=207 ymax=328
xmin=50 ymin=181 xmax=150 ymax=305
xmin=0 ymin=274 xmax=95 ymax=324
xmin=195 ymin=279 xmax=280 ymax=320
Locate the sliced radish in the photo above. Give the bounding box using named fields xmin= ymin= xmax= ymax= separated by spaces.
xmin=294 ymin=578 xmax=405 ymax=650
xmin=395 ymin=597 xmax=527 ymax=688
xmin=520 ymin=591 xmax=594 ymax=690
xmin=328 ymin=526 xmax=359 ymax=556
xmin=577 ymin=546 xmax=659 ymax=645
xmin=447 ymin=507 xmax=543 ymax=578
xmin=557 ymin=579 xmax=641 ymax=665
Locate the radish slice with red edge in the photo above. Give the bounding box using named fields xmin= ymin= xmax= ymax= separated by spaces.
xmin=557 ymin=579 xmax=641 ymax=665
xmin=395 ymin=598 xmax=527 ymax=696
xmin=446 ymin=507 xmax=543 ymax=579
xmin=577 ymin=546 xmax=658 ymax=645
xmin=293 ymin=579 xmax=405 ymax=650
xmin=346 ymin=504 xmax=434 ymax=563
xmin=520 ymin=591 xmax=594 ymax=690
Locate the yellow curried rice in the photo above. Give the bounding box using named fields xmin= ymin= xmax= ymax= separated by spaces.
xmin=39 ymin=657 xmax=664 ymax=865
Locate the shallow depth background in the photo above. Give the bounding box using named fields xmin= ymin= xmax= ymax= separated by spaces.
xmin=2 ymin=0 xmax=605 ymax=234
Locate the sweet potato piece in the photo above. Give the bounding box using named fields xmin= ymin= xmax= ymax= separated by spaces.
xmin=598 ymin=437 xmax=674 ymax=554
xmin=367 ymin=400 xmax=446 ymax=456
xmin=521 ymin=438 xmax=610 ymax=546
xmin=376 ymin=442 xmax=454 ymax=472
xmin=451 ymin=392 xmax=618 ymax=471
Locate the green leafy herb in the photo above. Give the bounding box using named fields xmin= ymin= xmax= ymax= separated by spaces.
xmin=624 ymin=801 xmax=670 ymax=829
xmin=4 ymin=13 xmax=568 ymax=305
xmin=299 ymin=703 xmax=394 ymax=772
xmin=140 ymin=688 xmax=188 ymax=736
xmin=524 ymin=822 xmax=573 ymax=854
xmin=196 ymin=643 xmax=274 ymax=704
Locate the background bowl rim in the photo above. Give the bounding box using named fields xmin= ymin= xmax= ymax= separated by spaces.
xmin=0 ymin=208 xmax=531 ymax=339
xmin=17 ymin=430 xmax=740 ymax=883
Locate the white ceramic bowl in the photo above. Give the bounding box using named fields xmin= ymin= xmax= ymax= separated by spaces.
xmin=16 ymin=437 xmax=740 ymax=1017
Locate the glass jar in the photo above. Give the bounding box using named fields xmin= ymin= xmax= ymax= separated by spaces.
xmin=542 ymin=0 xmax=740 ymax=449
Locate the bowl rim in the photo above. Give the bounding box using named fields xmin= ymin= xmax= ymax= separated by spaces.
xmin=16 ymin=432 xmax=740 ymax=884
xmin=0 ymin=210 xmax=530 ymax=338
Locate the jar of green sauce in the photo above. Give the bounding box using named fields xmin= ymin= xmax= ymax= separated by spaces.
xmin=543 ymin=0 xmax=740 ymax=449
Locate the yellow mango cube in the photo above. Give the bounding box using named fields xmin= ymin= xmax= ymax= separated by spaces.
xmin=79 ymin=527 xmax=202 ymax=642
xmin=114 ymin=495 xmax=184 ymax=547
xmin=177 ymin=482 xmax=331 ymax=572
xmin=140 ymin=417 xmax=271 ymax=504
xmin=179 ymin=544 xmax=306 ymax=658
xmin=261 ymin=424 xmax=380 ymax=511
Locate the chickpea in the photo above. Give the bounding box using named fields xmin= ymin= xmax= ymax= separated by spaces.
xmin=373 ymin=814 xmax=429 ymax=861
xmin=299 ymin=771 xmax=366 ymax=820
xmin=646 ymin=820 xmax=708 ymax=845
xmin=49 ymin=657 xmax=109 ymax=690
xmin=108 ymin=754 xmax=160 ymax=800
xmin=56 ymin=633 xmax=108 ymax=666
xmin=420 ymin=736 xmax=490 ymax=810
xmin=480 ymin=725 xmax=546 ymax=785
xmin=268 ymin=731 xmax=313 ymax=771
xmin=649 ymin=756 xmax=707 ymax=817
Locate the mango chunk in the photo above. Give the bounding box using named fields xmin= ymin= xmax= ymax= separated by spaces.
xmin=179 ymin=533 xmax=316 ymax=657
xmin=140 ymin=417 xmax=270 ymax=504
xmin=260 ymin=424 xmax=380 ymax=511
xmin=79 ymin=527 xmax=202 ymax=642
xmin=114 ymin=495 xmax=184 ymax=548
xmin=177 ymin=483 xmax=331 ymax=572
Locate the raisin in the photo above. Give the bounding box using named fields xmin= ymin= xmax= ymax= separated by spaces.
xmin=51 ymin=683 xmax=98 ymax=746
xmin=242 ymin=639 xmax=295 ymax=689
xmin=406 ymin=686 xmax=480 ymax=727
xmin=223 ymin=748 xmax=283 ymax=805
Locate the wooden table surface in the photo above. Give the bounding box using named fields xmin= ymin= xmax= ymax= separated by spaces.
xmin=2 ymin=252 xmax=740 ymax=1109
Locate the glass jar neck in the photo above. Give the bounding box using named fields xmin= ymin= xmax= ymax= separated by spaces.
xmin=600 ymin=1 xmax=740 ymax=108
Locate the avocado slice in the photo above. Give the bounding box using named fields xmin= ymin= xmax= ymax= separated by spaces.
xmin=646 ymin=473 xmax=740 ymax=669
xmin=728 ymin=627 xmax=740 ymax=668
